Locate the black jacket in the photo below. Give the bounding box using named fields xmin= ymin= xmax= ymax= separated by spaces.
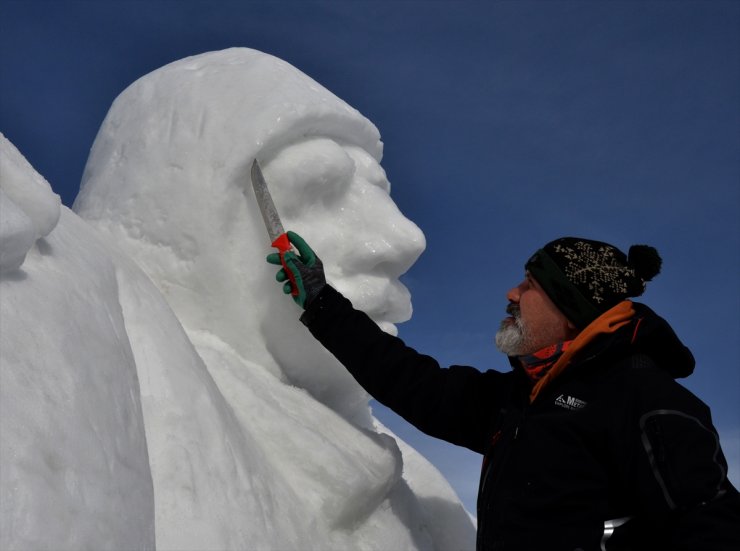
xmin=301 ymin=285 xmax=740 ymax=551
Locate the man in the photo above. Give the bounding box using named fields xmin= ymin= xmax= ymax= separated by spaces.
xmin=269 ymin=232 xmax=740 ymax=550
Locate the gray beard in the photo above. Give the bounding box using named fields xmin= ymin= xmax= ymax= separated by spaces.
xmin=495 ymin=317 xmax=527 ymax=356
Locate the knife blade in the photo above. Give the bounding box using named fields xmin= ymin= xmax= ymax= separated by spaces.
xmin=250 ymin=159 xmax=298 ymax=296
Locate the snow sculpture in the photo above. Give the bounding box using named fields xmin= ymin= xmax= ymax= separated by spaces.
xmin=76 ymin=48 xmax=475 ymax=550
xmin=1 ymin=48 xmax=474 ymax=550
xmin=74 ymin=47 xmax=426 ymax=422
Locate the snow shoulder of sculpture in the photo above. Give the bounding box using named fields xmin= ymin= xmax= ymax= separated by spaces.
xmin=0 ymin=48 xmax=475 ymax=551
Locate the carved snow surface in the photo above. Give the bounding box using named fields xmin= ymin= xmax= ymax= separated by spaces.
xmin=1 ymin=49 xmax=474 ymax=551
xmin=0 ymin=133 xmax=60 ymax=273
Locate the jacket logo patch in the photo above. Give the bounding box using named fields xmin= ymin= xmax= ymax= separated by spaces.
xmin=555 ymin=394 xmax=588 ymax=411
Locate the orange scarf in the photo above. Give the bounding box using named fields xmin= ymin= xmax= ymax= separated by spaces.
xmin=520 ymin=341 xmax=574 ymax=382
xmin=528 ymin=300 xmax=636 ymax=403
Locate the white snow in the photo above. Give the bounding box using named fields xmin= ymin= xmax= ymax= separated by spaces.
xmin=1 ymin=48 xmax=474 ymax=550
xmin=0 ymin=135 xmax=60 ymax=273
xmin=0 ymin=141 xmax=154 ymax=548
xmin=0 ymin=187 xmax=35 ymax=273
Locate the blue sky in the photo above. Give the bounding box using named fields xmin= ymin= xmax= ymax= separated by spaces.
xmin=2 ymin=0 xmax=738 ymax=516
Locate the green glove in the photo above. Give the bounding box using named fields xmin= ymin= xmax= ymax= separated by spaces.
xmin=266 ymin=231 xmax=326 ymax=309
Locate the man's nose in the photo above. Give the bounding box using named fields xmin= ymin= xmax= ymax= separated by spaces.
xmin=506 ymin=286 xmax=520 ymax=303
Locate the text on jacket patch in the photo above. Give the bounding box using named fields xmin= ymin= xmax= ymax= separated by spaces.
xmin=554 ymin=394 xmax=588 ymax=411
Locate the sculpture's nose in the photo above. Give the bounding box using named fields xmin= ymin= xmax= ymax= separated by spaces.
xmin=340 ymin=185 xmax=426 ymax=279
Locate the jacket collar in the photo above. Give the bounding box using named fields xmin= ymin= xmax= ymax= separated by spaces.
xmin=528 ymin=301 xmax=635 ymax=402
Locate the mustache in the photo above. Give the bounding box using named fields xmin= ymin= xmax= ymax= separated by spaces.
xmin=506 ymin=303 xmax=521 ymax=318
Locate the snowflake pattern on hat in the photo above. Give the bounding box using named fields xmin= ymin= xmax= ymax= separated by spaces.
xmin=552 ymin=241 xmax=637 ymax=305
xmin=526 ymin=236 xmax=659 ymax=328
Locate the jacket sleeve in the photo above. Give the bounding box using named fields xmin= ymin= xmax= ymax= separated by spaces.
xmin=617 ymin=364 xmax=740 ymax=549
xmin=300 ymin=285 xmax=509 ymax=454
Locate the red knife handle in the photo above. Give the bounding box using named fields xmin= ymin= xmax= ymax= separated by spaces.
xmin=271 ymin=233 xmax=299 ymax=297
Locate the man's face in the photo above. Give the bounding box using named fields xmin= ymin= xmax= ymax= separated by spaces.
xmin=495 ymin=272 xmax=576 ymax=356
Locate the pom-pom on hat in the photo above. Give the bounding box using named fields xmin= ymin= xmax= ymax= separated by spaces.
xmin=525 ymin=237 xmax=662 ymax=328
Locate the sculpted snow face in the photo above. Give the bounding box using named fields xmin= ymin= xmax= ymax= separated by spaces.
xmin=262 ymin=137 xmax=423 ymax=333
xmin=75 ymin=47 xmax=425 ymax=419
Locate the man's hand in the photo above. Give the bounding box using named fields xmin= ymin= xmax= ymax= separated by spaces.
xmin=266 ymin=231 xmax=326 ymax=309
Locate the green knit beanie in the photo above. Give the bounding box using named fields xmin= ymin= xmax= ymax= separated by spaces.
xmin=525 ymin=237 xmax=662 ymax=328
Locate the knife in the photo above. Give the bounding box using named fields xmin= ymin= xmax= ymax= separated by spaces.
xmin=250 ymin=159 xmax=299 ymax=297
